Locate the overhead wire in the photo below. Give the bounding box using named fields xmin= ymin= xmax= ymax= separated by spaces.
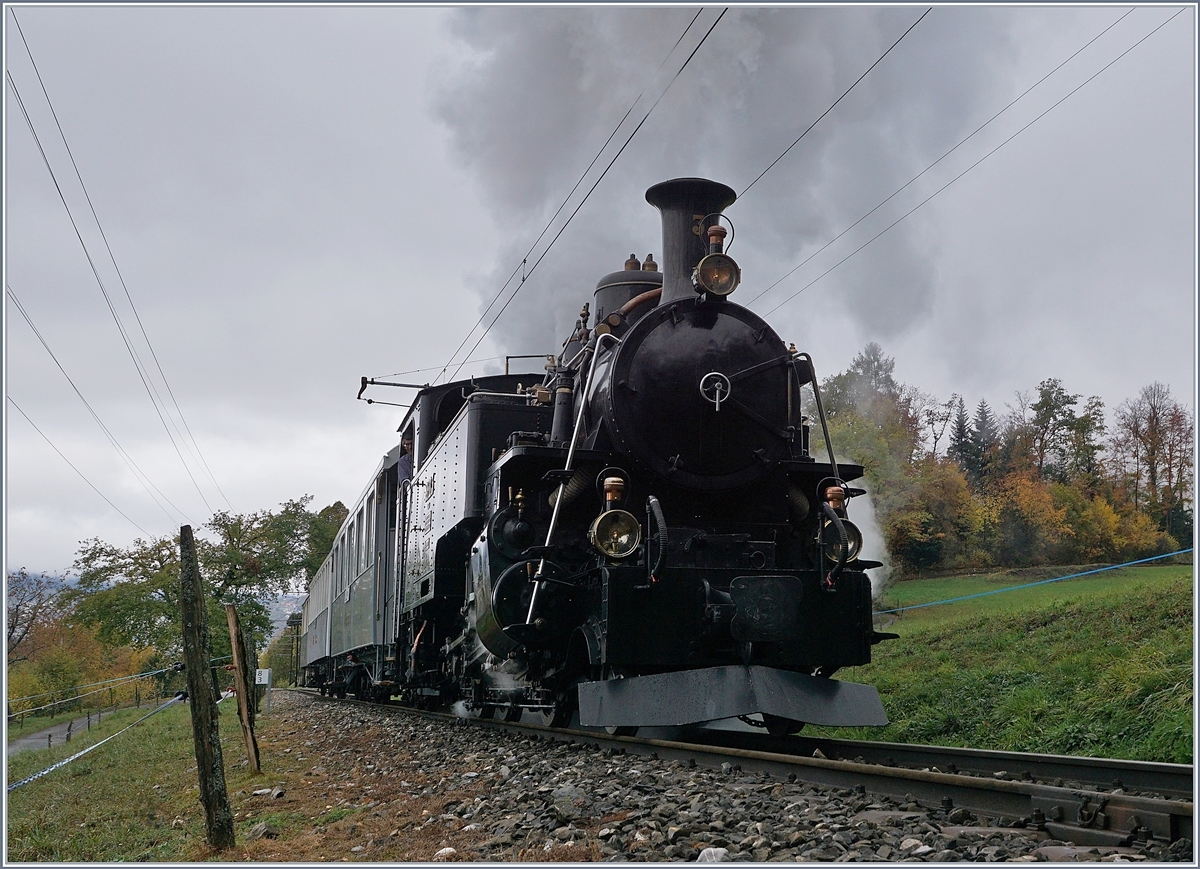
xmin=739 ymin=7 xmax=933 ymax=198
xmin=446 ymin=8 xmax=730 ymax=382
xmin=433 ymin=8 xmax=707 ymax=387
xmin=6 ymin=70 xmax=214 ymax=519
xmin=761 ymin=6 xmax=1187 ymax=317
xmin=7 ymin=283 xmax=187 ymax=526
xmin=7 ymin=396 xmax=153 ymax=537
xmin=743 ymin=5 xmax=1138 ymax=308
xmin=7 ymin=7 xmax=234 ymax=512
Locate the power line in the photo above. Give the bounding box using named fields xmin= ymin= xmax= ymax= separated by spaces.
xmin=744 ymin=5 xmax=1138 ymax=309
xmin=7 ymin=284 xmax=190 ymax=525
xmin=739 ymin=7 xmax=933 ymax=198
xmin=7 ymin=396 xmax=153 ymax=537
xmin=446 ymin=8 xmax=730 ymax=382
xmin=8 ymin=7 xmax=234 ymax=512
xmin=5 ymin=70 xmax=216 ymax=517
xmin=433 ymin=8 xmax=708 ymax=387
xmin=762 ymin=7 xmax=1186 ymax=318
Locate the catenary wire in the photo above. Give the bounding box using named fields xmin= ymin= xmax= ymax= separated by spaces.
xmin=7 ymin=396 xmax=153 ymax=537
xmin=7 ymin=8 xmax=234 ymax=511
xmin=447 ymin=8 xmax=729 ymax=382
xmin=433 ymin=8 xmax=706 ymax=386
xmin=762 ymin=7 xmax=1187 ymax=317
xmin=743 ymin=5 xmax=1137 ymax=308
xmin=5 ymin=70 xmax=215 ymax=518
xmin=739 ymin=7 xmax=932 ymax=198
xmin=7 ymin=284 xmax=187 ymax=525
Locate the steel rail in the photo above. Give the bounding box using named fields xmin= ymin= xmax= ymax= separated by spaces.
xmin=290 ymin=689 xmax=1192 ymax=847
xmin=687 ymin=730 xmax=1194 ymax=799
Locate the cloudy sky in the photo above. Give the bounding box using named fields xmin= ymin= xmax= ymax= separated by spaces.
xmin=4 ymin=4 xmax=1195 ymax=575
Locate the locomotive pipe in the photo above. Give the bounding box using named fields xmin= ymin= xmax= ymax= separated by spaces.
xmin=797 ymin=352 xmax=842 ymax=478
xmin=617 ymin=287 xmax=662 ymax=316
xmin=820 ymin=502 xmax=849 ymax=591
xmin=645 ymin=178 xmax=737 ymax=306
xmin=528 ymin=332 xmax=621 ymax=624
xmin=645 ymin=495 xmax=668 ymax=585
xmin=548 ymin=369 xmax=575 ymax=447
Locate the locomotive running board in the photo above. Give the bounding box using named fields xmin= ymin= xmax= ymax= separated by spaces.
xmin=577 ymin=665 xmax=888 ymax=728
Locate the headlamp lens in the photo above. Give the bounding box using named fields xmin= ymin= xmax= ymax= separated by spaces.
xmin=589 ymin=509 xmax=642 ymax=559
xmin=822 ymin=519 xmax=863 ymax=563
xmin=693 ymin=253 xmax=741 ymax=296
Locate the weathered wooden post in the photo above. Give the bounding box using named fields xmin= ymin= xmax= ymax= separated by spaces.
xmin=224 ymin=604 xmax=261 ymax=773
xmin=179 ymin=525 xmax=235 ymax=850
xmin=66 ymin=720 xmax=73 ymax=743
xmin=237 ymin=624 xmax=256 ymax=724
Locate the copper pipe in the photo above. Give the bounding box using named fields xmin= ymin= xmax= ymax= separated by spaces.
xmin=618 ymin=287 xmax=662 ymax=316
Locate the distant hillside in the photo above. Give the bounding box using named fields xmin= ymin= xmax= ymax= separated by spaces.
xmin=264 ymin=593 xmax=306 ymax=638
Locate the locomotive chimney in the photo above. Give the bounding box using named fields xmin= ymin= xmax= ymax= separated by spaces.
xmin=645 ymin=178 xmax=737 ymax=306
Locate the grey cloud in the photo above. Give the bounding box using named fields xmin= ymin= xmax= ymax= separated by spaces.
xmin=430 ymin=6 xmax=1025 ymax=354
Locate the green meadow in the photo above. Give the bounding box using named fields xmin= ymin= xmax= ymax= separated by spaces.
xmin=819 ymin=563 xmax=1194 ymax=764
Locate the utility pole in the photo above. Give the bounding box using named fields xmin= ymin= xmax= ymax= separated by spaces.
xmin=224 ymin=604 xmax=260 ymax=773
xmin=179 ymin=525 xmax=235 ymax=850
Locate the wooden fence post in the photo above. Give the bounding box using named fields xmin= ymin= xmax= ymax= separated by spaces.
xmin=179 ymin=525 xmax=235 ymax=850
xmin=224 ymin=604 xmax=261 ymax=773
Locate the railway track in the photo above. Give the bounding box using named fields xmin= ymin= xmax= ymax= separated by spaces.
xmin=293 ymin=689 xmax=1193 ymax=849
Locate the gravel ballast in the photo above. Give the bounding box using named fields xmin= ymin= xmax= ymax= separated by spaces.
xmin=258 ymin=691 xmax=1190 ymax=862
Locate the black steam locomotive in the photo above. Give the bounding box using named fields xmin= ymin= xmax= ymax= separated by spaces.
xmin=300 ymin=178 xmax=893 ymax=735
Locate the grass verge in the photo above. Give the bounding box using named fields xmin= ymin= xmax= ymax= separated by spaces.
xmin=822 ymin=565 xmax=1194 ymax=763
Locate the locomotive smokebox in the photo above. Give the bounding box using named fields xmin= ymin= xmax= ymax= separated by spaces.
xmin=645 ymin=178 xmax=737 ymax=306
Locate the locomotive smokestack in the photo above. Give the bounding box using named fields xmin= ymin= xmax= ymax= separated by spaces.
xmin=645 ymin=178 xmax=737 ymax=306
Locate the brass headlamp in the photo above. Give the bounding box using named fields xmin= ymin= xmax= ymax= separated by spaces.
xmin=588 ymin=509 xmax=641 ymax=559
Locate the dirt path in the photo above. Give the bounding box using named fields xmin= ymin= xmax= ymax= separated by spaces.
xmin=6 ymin=715 xmax=96 ymax=757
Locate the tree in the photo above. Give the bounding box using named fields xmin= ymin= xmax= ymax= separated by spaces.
xmin=1108 ymin=382 xmax=1194 ymax=541
xmin=967 ymin=400 xmax=1000 ymax=486
xmin=68 ymin=496 xmax=342 ymax=660
xmin=1065 ymin=396 xmax=1106 ymax=492
xmin=6 ymin=569 xmax=65 ymax=665
xmin=304 ymin=501 xmax=348 ymax=581
xmin=947 ymin=396 xmax=971 ymax=471
xmin=924 ymin=394 xmax=958 ymax=460
xmin=984 ymin=472 xmax=1069 ymax=566
xmin=1030 ymin=378 xmax=1082 ymax=481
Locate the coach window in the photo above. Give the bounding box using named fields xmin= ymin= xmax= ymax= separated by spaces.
xmin=366 ymin=494 xmax=375 ymax=568
xmin=355 ymin=507 xmax=365 ymax=574
xmin=333 ymin=543 xmax=340 ymax=593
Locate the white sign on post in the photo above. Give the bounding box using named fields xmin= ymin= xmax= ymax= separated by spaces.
xmin=256 ymin=668 xmax=273 ymax=714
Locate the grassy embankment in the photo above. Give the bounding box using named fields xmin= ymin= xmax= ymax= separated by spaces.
xmin=5 ymin=700 xmax=276 ymax=861
xmin=815 ymin=563 xmax=1194 ymax=764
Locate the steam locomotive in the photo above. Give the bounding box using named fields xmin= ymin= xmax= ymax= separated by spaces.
xmin=299 ymin=178 xmax=894 ymax=735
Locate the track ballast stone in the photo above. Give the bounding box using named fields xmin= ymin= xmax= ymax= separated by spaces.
xmin=269 ymin=692 xmax=1190 ymax=862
